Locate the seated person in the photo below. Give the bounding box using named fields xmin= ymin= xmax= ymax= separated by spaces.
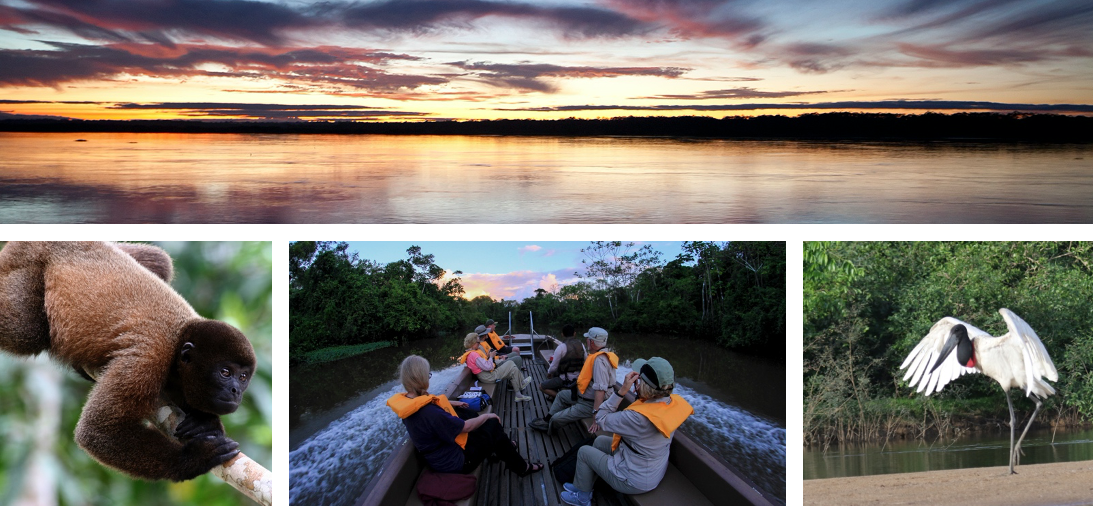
xmin=480 ymin=320 xmax=524 ymax=371
xmin=387 ymin=355 xmax=543 ymax=476
xmin=561 ymin=357 xmax=694 ymax=506
xmin=539 ymin=324 xmax=586 ymax=401
xmin=530 ymin=327 xmax=616 ymax=434
xmin=460 ymin=332 xmax=532 ymax=402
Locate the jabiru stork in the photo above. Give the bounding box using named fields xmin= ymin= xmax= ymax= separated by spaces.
xmin=899 ymin=308 xmax=1058 ymax=474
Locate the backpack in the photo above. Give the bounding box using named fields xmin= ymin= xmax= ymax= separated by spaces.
xmin=457 ymin=390 xmax=492 ymax=411
xmin=550 ymin=436 xmax=598 ymax=484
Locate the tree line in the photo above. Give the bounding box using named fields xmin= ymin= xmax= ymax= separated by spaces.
xmin=5 ymin=112 xmax=1091 ymax=141
xmin=289 ymin=241 xmax=785 ymax=362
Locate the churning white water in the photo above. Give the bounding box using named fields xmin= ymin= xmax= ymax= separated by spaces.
xmin=616 ymin=365 xmax=787 ymax=505
xmin=288 ymin=365 xmax=465 ymax=506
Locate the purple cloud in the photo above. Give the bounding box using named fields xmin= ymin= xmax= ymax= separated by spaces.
xmin=99 ymin=102 xmax=429 ymax=119
xmin=0 ymin=42 xmax=444 ymax=91
xmin=450 ymin=61 xmax=688 ymax=92
xmin=497 ymin=100 xmax=1093 ymax=112
xmin=638 ymin=87 xmax=828 ymax=100
xmin=340 ymin=0 xmax=653 ymax=38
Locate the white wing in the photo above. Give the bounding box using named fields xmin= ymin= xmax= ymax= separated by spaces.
xmin=900 ymin=317 xmax=983 ymax=396
xmin=999 ymin=308 xmax=1059 ymax=397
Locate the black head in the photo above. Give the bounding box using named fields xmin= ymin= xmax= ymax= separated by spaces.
xmin=930 ymin=324 xmax=976 ymax=374
xmin=177 ymin=319 xmax=257 ymax=415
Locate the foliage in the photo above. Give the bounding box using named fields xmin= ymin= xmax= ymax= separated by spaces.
xmin=301 ymin=341 xmax=396 ymax=365
xmin=289 ymin=242 xmax=476 ymax=358
xmin=804 ymin=242 xmax=1093 ymax=445
xmin=290 ymin=241 xmax=786 ymax=362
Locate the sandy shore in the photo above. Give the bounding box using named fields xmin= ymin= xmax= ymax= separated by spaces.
xmin=804 ymin=460 xmax=1093 ymax=506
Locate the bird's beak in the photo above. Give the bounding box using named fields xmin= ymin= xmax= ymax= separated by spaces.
xmin=930 ymin=330 xmax=961 ymax=374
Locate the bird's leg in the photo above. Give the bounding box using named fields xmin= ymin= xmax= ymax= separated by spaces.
xmin=1006 ymin=390 xmax=1016 ymax=475
xmin=1013 ymin=396 xmax=1043 ymax=469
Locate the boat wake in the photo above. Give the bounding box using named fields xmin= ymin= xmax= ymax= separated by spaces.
xmin=288 ymin=365 xmax=464 ymax=506
xmin=617 ymin=366 xmax=787 ymax=505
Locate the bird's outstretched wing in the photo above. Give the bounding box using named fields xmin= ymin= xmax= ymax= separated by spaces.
xmin=999 ymin=308 xmax=1059 ymax=397
xmin=900 ymin=317 xmax=983 ymax=396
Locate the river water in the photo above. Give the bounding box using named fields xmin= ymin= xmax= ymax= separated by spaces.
xmin=804 ymin=427 xmax=1093 ymax=480
xmin=2 ymin=132 xmax=1091 ymax=223
xmin=289 ymin=334 xmax=786 ymax=506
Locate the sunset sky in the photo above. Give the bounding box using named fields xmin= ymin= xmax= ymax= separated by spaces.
xmin=1 ymin=0 xmax=1091 ymax=121
xmin=345 ymin=241 xmax=685 ymax=301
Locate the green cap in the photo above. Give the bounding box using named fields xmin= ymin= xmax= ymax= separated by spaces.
xmin=631 ymin=357 xmax=674 ymax=389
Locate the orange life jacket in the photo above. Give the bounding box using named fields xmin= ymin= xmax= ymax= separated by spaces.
xmin=577 ymin=350 xmax=619 ymax=394
xmin=487 ymin=332 xmax=505 ymax=350
xmin=386 ymin=393 xmax=468 ymax=449
xmin=611 ymin=394 xmax=693 ymax=451
xmin=458 ymin=348 xmax=489 ymax=374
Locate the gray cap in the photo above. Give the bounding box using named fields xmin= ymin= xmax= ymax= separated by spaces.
xmin=584 ymin=327 xmax=608 ymax=347
xmin=632 ymin=357 xmax=674 ymax=389
xmin=475 ymin=324 xmax=489 ymax=336
xmin=485 ymin=319 xmax=497 ymax=326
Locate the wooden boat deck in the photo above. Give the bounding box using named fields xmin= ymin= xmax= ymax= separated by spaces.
xmin=477 ymin=350 xmax=630 ymax=506
xmin=357 ymin=338 xmax=779 ymax=506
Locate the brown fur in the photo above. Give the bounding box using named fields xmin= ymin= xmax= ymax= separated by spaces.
xmin=0 ymin=241 xmax=256 ymax=481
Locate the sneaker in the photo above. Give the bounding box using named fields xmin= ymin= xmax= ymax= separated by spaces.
xmin=521 ymin=376 xmax=533 ymax=390
xmin=560 ymin=488 xmax=592 ymax=506
xmin=514 ymin=395 xmax=532 ymax=402
xmin=563 ymin=482 xmax=579 ymax=493
xmin=529 ymin=418 xmax=550 ymax=432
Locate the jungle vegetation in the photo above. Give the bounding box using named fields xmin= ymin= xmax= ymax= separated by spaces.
xmin=804 ymin=241 xmax=1093 ymax=448
xmin=288 ymin=241 xmax=785 ymax=364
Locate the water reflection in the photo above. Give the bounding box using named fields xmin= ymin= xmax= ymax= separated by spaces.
xmin=804 ymin=428 xmax=1093 ymax=479
xmin=3 ymin=132 xmax=1091 ymax=223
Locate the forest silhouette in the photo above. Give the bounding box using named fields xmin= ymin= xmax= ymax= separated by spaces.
xmin=4 ymin=112 xmax=1091 ymax=141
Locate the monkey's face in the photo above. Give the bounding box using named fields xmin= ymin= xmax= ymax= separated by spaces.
xmin=177 ymin=319 xmax=258 ymax=415
xmin=202 ymin=360 xmax=252 ymax=414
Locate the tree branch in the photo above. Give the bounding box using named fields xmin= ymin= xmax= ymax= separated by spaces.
xmin=154 ymin=404 xmax=273 ymax=505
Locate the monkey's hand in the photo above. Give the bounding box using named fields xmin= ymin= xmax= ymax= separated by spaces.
xmin=175 ymin=411 xmax=225 ymax=440
xmin=171 ymin=431 xmax=241 ymax=481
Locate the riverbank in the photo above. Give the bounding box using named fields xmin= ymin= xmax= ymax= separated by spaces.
xmin=4 ymin=113 xmax=1092 ymax=141
xmin=804 ymin=460 xmax=1093 ymax=506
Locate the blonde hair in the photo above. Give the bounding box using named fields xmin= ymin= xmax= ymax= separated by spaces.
xmin=636 ymin=380 xmax=673 ymax=401
xmin=399 ymin=355 xmax=431 ymax=396
xmin=463 ymin=332 xmax=480 ymax=350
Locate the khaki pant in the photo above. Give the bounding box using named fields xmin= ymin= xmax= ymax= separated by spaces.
xmin=548 ymin=389 xmax=593 ymax=433
xmin=475 ymin=360 xmax=525 ymax=392
xmin=574 ymin=435 xmax=647 ymax=494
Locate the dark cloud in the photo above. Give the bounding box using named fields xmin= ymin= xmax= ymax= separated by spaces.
xmin=0 ymin=99 xmax=107 ymax=104
xmin=779 ymin=42 xmax=855 ymax=73
xmin=959 ymin=1 xmax=1093 ymax=43
xmin=2 ymin=0 xmax=658 ymax=44
xmin=882 ymin=0 xmax=990 ymax=18
xmin=341 ymin=0 xmax=652 ymax=38
xmin=449 ymin=61 xmax=687 ymax=92
xmin=498 ymin=100 xmax=1093 ymax=113
xmin=108 ymin=102 xmax=429 ymax=120
xmin=0 ymin=110 xmax=76 ymax=120
xmin=14 ymin=0 xmax=316 ymax=45
xmin=869 ymin=0 xmax=1093 ymax=69
xmin=899 ymin=43 xmax=1058 ymax=66
xmin=0 ymin=43 xmax=444 ymax=91
xmin=638 ymin=87 xmax=828 ymax=100
xmin=600 ymin=0 xmax=765 ymax=40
